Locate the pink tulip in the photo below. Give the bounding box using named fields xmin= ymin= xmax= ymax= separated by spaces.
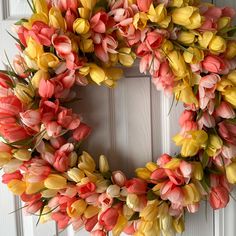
xmin=139 ymin=54 xmax=160 ymax=75
xmin=218 ymin=121 xmax=236 ymax=145
xmin=165 ymin=169 xmax=185 ymax=185
xmin=20 ymin=110 xmax=41 ymax=129
xmin=200 ymin=18 xmax=217 ymax=31
xmin=209 ymin=186 xmax=229 ymax=209
xmin=0 ymin=96 xmax=22 ymax=116
xmin=98 ymin=193 xmax=113 ymax=208
xmin=17 ymin=26 xmax=28 ymax=47
xmin=55 ymin=69 xmax=76 ymax=89
xmin=137 ymin=43 xmax=151 ymax=57
xmin=25 ymin=200 xmax=43 ymax=214
xmin=90 ymin=11 xmax=108 ymax=33
xmin=222 ymin=7 xmax=236 ymax=17
xmin=123 ymin=223 xmax=136 ymax=235
xmin=180 ymin=161 xmax=192 ymax=179
xmin=53 ymin=151 xmax=69 ymax=172
xmin=39 ymin=79 xmax=55 ymax=98
xmin=0 ymin=73 xmax=12 ymax=88
xmin=198 ymin=112 xmax=215 ymax=129
xmin=221 ymin=144 xmax=236 ymax=159
xmin=52 ymin=212 xmax=70 ymax=229
xmin=57 ymin=0 xmax=78 ymax=12
xmin=0 ymin=141 xmax=12 ymax=152
xmin=112 ymin=171 xmax=127 ymax=187
xmin=99 ymin=208 xmax=119 ymax=231
xmin=179 ymin=110 xmax=195 ymax=127
xmin=157 ymin=154 xmax=172 ymax=167
xmin=85 ymin=215 xmax=98 ymax=232
xmin=125 ymin=178 xmax=147 ymax=194
xmin=151 ymin=168 xmax=168 ymax=182
xmin=137 ymin=0 xmax=152 ymax=12
xmin=2 ymin=171 xmax=23 ymax=184
xmin=204 ymin=7 xmax=222 ymax=21
xmin=162 ymin=185 xmax=183 ymax=205
xmin=187 ymin=203 xmax=200 ymax=213
xmin=146 ymin=31 xmax=164 ymax=50
xmin=52 ymin=34 xmax=72 ymax=56
xmin=46 ymin=121 xmax=62 ymax=137
xmin=65 ymin=9 xmax=77 ymax=32
xmin=202 ymin=55 xmax=225 ymax=73
xmin=77 ymin=182 xmax=96 ymax=199
xmin=73 ymin=123 xmax=91 ymax=141
xmin=91 ymin=230 xmax=106 ymax=236
xmin=13 ymin=55 xmax=28 ymax=78
xmin=215 ymin=101 xmax=235 ymax=119
xmin=57 ymin=108 xmax=80 ymax=130
xmin=50 ymin=137 xmax=66 ymax=149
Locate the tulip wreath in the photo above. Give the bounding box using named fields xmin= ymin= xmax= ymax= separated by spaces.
xmin=1 ymin=0 xmax=236 ymax=235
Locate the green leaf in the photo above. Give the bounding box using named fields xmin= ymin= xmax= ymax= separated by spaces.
xmin=9 ymin=137 xmax=34 ymax=147
xmin=6 ymin=31 xmax=25 ymax=50
xmin=200 ymin=177 xmax=210 ymax=193
xmin=14 ymin=18 xmax=28 ymax=26
xmin=196 ymin=110 xmax=203 ymax=121
xmin=201 ymin=151 xmax=209 ymax=168
xmin=129 ymin=212 xmax=140 ymax=221
xmin=147 ymin=190 xmax=157 ymax=201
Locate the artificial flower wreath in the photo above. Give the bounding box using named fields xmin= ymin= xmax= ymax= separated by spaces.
xmin=1 ymin=0 xmax=236 ymax=235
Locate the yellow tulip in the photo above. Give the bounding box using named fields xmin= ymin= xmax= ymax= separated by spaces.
xmin=33 ymin=0 xmax=48 ymax=15
xmin=169 ymin=0 xmax=184 ymax=7
xmin=8 ymin=180 xmax=26 ymax=195
xmin=225 ymin=41 xmax=236 ymax=59
xmin=172 ymin=6 xmax=202 ymax=29
xmin=78 ymin=151 xmax=96 ymax=173
xmin=44 ymin=174 xmax=67 ymax=190
xmin=140 ymin=201 xmax=159 ymax=221
xmin=99 ymin=155 xmax=110 ymax=173
xmin=226 ymin=162 xmax=236 ymax=184
xmin=88 ymin=64 xmax=106 ymax=85
xmin=67 ymin=168 xmax=85 ymax=182
xmin=173 ymin=130 xmax=208 ymax=157
xmin=26 ymin=181 xmax=44 ymax=194
xmin=148 ymin=4 xmax=167 ymax=24
xmin=192 ymin=162 xmax=203 ymax=180
xmin=49 ymin=7 xmax=66 ymax=30
xmin=227 ymin=70 xmax=236 ymax=85
xmin=13 ymin=149 xmax=31 ymax=161
xmin=183 ymin=47 xmax=204 ymax=64
xmin=174 ymin=82 xmax=199 ymax=105
xmin=80 ymin=0 xmax=97 ymax=10
xmin=73 ymin=18 xmax=90 ymax=35
xmin=84 ymin=206 xmax=99 ymax=219
xmin=78 ymin=7 xmax=91 ymax=19
xmin=41 ymin=189 xmax=58 ymax=198
xmin=135 ymin=168 xmax=151 ymax=180
xmin=0 ymin=152 xmax=12 ymax=167
xmin=133 ymin=12 xmax=148 ymax=30
xmin=217 ymin=78 xmax=234 ymax=92
xmin=40 ymin=206 xmax=52 ymax=223
xmin=126 ymin=193 xmax=139 ymax=210
xmin=218 ymin=17 xmax=231 ymax=30
xmin=38 ymin=53 xmax=59 ymax=71
xmin=206 ymin=135 xmax=223 ymax=156
xmin=138 ymin=219 xmax=160 ymax=236
xmin=24 ymin=37 xmax=44 ymax=60
xmin=67 ymin=199 xmax=87 ymax=218
xmin=167 ymin=51 xmax=187 ymax=77
xmin=146 ymin=162 xmax=158 ymax=172
xmin=14 ymin=83 xmax=35 ymax=104
xmin=103 ymin=67 xmax=123 ymax=87
xmin=173 ymin=217 xmax=185 ymax=234
xmin=178 ymin=31 xmax=196 ymax=45
xmin=112 ymin=214 xmax=128 ymax=236
xmin=198 ymin=31 xmax=215 ymax=49
xmin=118 ymin=48 xmax=136 ymax=67
xmin=164 ymin=158 xmax=181 ymax=169
xmin=161 ymin=40 xmax=174 ymax=55
xmin=182 ymin=183 xmax=201 ymax=205
xmin=31 ymin=70 xmax=50 ymax=89
xmin=80 ymin=38 xmax=94 ymax=53
xmin=209 ymin=36 xmax=226 ymax=54
xmin=24 ymin=13 xmax=48 ymax=28
xmin=222 ymin=87 xmax=236 ymax=108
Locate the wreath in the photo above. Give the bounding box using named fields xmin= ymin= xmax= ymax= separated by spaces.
xmin=1 ymin=0 xmax=236 ymax=235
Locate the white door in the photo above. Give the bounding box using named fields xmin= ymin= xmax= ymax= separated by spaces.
xmin=0 ymin=0 xmax=235 ymax=236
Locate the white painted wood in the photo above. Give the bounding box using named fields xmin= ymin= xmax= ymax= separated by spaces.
xmin=8 ymin=0 xmax=31 ymax=19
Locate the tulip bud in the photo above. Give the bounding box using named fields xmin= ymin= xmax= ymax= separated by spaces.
xmin=25 ymin=181 xmax=44 ymax=194
xmin=133 ymin=12 xmax=148 ymax=30
xmin=67 ymin=199 xmax=87 ymax=218
xmin=7 ymin=179 xmax=26 ymax=195
xmin=99 ymin=155 xmax=110 ymax=173
xmin=147 ymin=4 xmax=167 ymax=23
xmin=69 ymin=151 xmax=78 ymax=167
xmin=49 ymin=7 xmax=66 ymax=30
xmin=112 ymin=171 xmax=126 ymax=187
xmin=135 ymin=168 xmax=151 ymax=180
xmin=78 ymin=8 xmax=91 ymax=19
xmin=67 ymin=168 xmax=85 ymax=182
xmin=41 ymin=189 xmax=58 ymax=198
xmin=78 ymin=152 xmax=96 ymax=173
xmin=192 ymin=162 xmax=203 ymax=180
xmin=164 ymin=158 xmax=181 ymax=169
xmin=25 ymin=37 xmax=44 ymax=60
xmin=226 ymin=162 xmax=236 ymax=184
xmin=227 ymin=70 xmax=236 ymax=85
xmin=206 ymin=135 xmax=223 ymax=157
xmin=80 ymin=0 xmax=97 ymax=10
xmin=126 ymin=193 xmax=139 ymax=210
xmin=137 ymin=0 xmax=152 ymax=12
xmin=140 ymin=201 xmax=159 ymax=221
xmin=14 ymin=83 xmax=35 ymax=104
xmin=183 ymin=47 xmax=204 ymax=64
xmin=44 ymin=174 xmax=67 ymax=190
xmin=80 ymin=38 xmax=94 ymax=53
xmin=173 ymin=217 xmax=185 ymax=234
xmin=225 ymin=41 xmax=236 ymax=59
xmin=178 ymin=31 xmax=196 ymax=45
xmin=88 ymin=64 xmax=106 ymax=85
xmin=84 ymin=205 xmax=99 ymax=219
xmin=13 ymin=149 xmax=31 ymax=161
xmin=168 ymin=51 xmax=187 ymax=77
xmin=209 ymin=36 xmax=226 ymax=54
xmin=218 ymin=17 xmax=231 ymax=30
xmin=222 ymin=88 xmax=236 ymax=108
xmin=118 ymin=48 xmax=136 ymax=67
xmin=96 ymin=179 xmax=110 ymax=193
xmin=106 ymin=185 xmax=120 ymax=198
xmin=40 ymin=206 xmax=52 ymax=224
xmin=73 ymin=18 xmax=90 ymax=35
xmin=0 ymin=152 xmax=12 ymax=167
